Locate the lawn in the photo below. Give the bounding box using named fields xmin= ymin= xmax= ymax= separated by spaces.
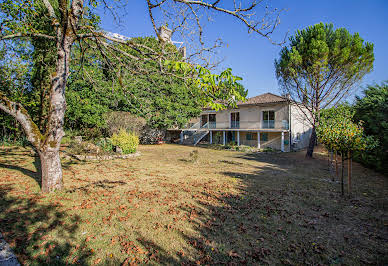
xmin=0 ymin=144 xmax=387 ymax=265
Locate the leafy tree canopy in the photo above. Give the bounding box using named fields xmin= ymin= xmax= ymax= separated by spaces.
xmin=66 ymin=36 xmax=247 ymax=133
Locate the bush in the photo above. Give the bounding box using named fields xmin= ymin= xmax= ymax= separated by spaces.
xmin=68 ymin=141 xmax=101 ymax=155
xmin=110 ymin=129 xmax=139 ymax=154
xmin=105 ymin=112 xmax=146 ymax=137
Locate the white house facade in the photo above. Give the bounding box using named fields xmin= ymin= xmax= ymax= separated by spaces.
xmin=177 ymin=93 xmax=312 ymax=152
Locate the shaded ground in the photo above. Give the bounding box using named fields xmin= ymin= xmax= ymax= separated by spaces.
xmin=0 ymin=144 xmax=387 ymax=265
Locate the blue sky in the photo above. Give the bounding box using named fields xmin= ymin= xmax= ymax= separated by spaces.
xmin=99 ymin=0 xmax=388 ymax=99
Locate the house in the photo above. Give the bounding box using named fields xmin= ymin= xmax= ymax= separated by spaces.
xmin=177 ymin=93 xmax=312 ymax=152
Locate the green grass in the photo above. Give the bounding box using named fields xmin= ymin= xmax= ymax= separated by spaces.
xmin=0 ymin=144 xmax=387 ymax=265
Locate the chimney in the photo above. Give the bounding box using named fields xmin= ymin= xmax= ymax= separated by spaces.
xmin=158 ymin=26 xmax=172 ymax=43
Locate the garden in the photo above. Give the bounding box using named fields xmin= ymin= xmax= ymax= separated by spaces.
xmin=0 ymin=144 xmax=387 ymax=265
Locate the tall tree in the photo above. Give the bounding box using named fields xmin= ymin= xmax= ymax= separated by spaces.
xmin=275 ymin=23 xmax=374 ymax=158
xmin=0 ymin=0 xmax=284 ymax=192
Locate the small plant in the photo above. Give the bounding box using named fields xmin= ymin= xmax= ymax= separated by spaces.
xmin=188 ymin=150 xmax=199 ymax=163
xmin=61 ymin=136 xmax=72 ymax=145
xmin=110 ymin=129 xmax=139 ymax=154
xmin=95 ymin=138 xmax=114 ymax=153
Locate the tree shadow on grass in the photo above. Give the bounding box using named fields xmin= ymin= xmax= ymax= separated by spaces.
xmin=0 ymin=154 xmax=42 ymax=187
xmin=66 ymin=180 xmax=127 ymax=193
xmin=0 ymin=185 xmax=93 ymax=265
xmin=130 ymin=150 xmax=387 ymax=265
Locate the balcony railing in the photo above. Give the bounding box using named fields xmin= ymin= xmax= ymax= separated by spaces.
xmin=262 ymin=120 xmax=275 ymax=129
xmin=231 ymin=121 xmax=240 ymax=128
xmin=184 ymin=120 xmax=289 ymax=130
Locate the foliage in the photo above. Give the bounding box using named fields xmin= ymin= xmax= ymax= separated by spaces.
xmin=65 ymin=37 xmax=247 ymax=138
xmin=164 ymin=61 xmax=247 ymax=111
xmin=275 ymin=22 xmax=374 ymax=157
xmin=110 ymin=129 xmax=139 ymax=154
xmin=95 ymin=138 xmax=114 ymax=153
xmin=68 ymin=140 xmax=102 ymax=155
xmin=353 ymin=82 xmax=388 ymax=173
xmin=317 ymin=104 xmax=376 ymax=155
xmin=64 ymin=37 xmax=208 ymax=136
xmin=104 ymin=112 xmax=147 ymax=137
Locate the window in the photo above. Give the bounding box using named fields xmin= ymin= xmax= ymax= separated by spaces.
xmin=209 ymin=114 xmax=216 ymax=128
xmin=262 ymin=111 xmax=275 ymax=128
xmin=201 ymin=114 xmax=208 ymax=128
xmin=261 ymin=132 xmax=268 ymax=141
xmin=231 ymin=112 xmax=240 ymax=128
xmin=246 ymin=133 xmax=253 ymax=140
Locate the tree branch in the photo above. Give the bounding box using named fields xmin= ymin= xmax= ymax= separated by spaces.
xmin=42 ymin=0 xmax=60 ymax=26
xmin=0 ymin=32 xmax=56 ymax=41
xmin=0 ymin=92 xmax=42 ymax=148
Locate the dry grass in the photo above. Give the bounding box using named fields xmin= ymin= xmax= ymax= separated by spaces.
xmin=0 ymin=144 xmax=387 ymax=265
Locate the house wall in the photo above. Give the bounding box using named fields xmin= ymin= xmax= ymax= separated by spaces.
xmin=290 ymin=104 xmax=312 ymax=149
xmin=237 ymin=131 xmax=290 ymax=151
xmin=202 ymin=103 xmax=289 ymax=129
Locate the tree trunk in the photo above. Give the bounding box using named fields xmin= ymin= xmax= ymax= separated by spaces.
xmin=0 ymin=0 xmax=83 ymax=193
xmin=348 ymin=151 xmax=352 ymax=194
xmin=330 ymin=151 xmax=334 ymax=181
xmin=306 ymin=125 xmax=316 ymax=158
xmin=341 ymin=155 xmax=344 ymax=196
xmin=39 ymin=150 xmax=63 ymax=192
xmin=335 ymin=152 xmax=338 ymax=180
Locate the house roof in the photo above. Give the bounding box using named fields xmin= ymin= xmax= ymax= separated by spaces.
xmin=237 ymin=93 xmax=288 ymax=106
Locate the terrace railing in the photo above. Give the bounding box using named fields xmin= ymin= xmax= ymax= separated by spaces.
xmin=231 ymin=121 xmax=240 ymax=128
xmin=261 ymin=120 xmax=289 ymax=130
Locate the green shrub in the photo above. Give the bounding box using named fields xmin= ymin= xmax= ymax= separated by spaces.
xmin=110 ymin=129 xmax=139 ymax=154
xmin=61 ymin=136 xmax=72 ymax=145
xmin=95 ymin=138 xmax=114 ymax=153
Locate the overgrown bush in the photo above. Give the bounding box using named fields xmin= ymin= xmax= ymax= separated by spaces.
xmin=68 ymin=140 xmax=101 ymax=155
xmin=110 ymin=129 xmax=139 ymax=154
xmin=105 ymin=112 xmax=146 ymax=137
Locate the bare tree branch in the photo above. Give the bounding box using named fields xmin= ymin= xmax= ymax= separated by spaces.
xmin=0 ymin=32 xmax=56 ymax=41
